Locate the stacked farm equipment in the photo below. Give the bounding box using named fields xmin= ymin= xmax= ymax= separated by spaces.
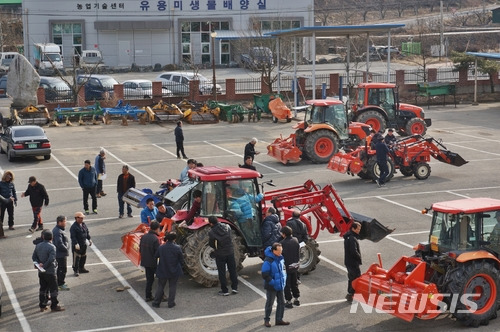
xmin=327 ymin=135 xmax=468 ymax=181
xmin=353 ymin=197 xmax=500 ymax=327
xmin=145 ymin=100 xmax=183 ymax=122
xmin=350 ymin=82 xmax=431 ymax=135
xmin=51 ymin=103 xmax=103 ymax=126
xmin=120 ymin=166 xmax=392 ymax=287
xmin=11 ymin=104 xmax=50 ymax=126
xmin=178 ymin=99 xmax=219 ymax=124
xmin=254 ymin=93 xmax=291 ymax=123
xmin=267 ymin=99 xmax=371 ymax=164
xmin=103 ymin=100 xmax=152 ymax=125
xmin=208 ymin=100 xmax=252 ymax=123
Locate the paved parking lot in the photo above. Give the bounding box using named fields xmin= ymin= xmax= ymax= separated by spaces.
xmin=0 ymin=102 xmax=499 ymax=331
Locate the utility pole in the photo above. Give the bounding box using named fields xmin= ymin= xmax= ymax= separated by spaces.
xmin=440 ymin=1 xmax=444 ymax=61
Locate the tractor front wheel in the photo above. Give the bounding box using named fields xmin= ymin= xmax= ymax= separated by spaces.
xmin=304 ymin=130 xmax=339 ymax=164
xmin=182 ymin=227 xmax=246 ymax=288
xmin=413 ymin=162 xmax=431 ymax=180
xmin=405 ymin=117 xmax=427 ymax=136
xmin=298 ymin=238 xmax=321 ymax=274
xmin=400 ymin=166 xmax=413 ymax=177
xmin=446 ymin=261 xmax=499 ymax=327
xmin=357 ymin=110 xmax=386 ymax=133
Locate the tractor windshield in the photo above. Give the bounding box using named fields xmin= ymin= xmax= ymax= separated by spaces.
xmin=307 ymin=104 xmax=348 ymax=138
xmin=225 ymin=179 xmax=263 ymax=247
xmin=430 ymin=212 xmax=479 ymax=251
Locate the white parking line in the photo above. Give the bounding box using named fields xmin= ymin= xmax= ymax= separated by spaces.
xmin=88 ymin=244 xmax=164 ymax=323
xmin=103 ymin=148 xmax=157 ymax=183
xmin=152 ymin=143 xmax=177 ymax=158
xmin=203 ymin=141 xmax=284 ymax=174
xmin=51 ymin=153 xmax=78 ymax=180
xmin=0 ymin=259 xmax=32 ymax=332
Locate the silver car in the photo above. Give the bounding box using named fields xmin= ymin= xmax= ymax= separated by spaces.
xmin=122 ymin=79 xmax=173 ymax=99
xmin=155 ymin=71 xmax=221 ymax=96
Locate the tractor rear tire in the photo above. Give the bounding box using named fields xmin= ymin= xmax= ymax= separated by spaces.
xmin=413 ymin=162 xmax=431 ymax=180
xmin=298 ymin=237 xmax=321 ymax=274
xmin=405 ymin=117 xmax=427 ymax=136
xmin=272 ymin=115 xmax=278 ymax=123
xmin=304 ymin=130 xmax=339 ymax=164
xmin=367 ymin=158 xmax=394 ymax=182
xmin=356 ymin=110 xmax=386 ymax=133
xmin=400 ymin=166 xmax=413 ymax=177
xmin=357 ymin=170 xmax=371 ymax=179
xmin=446 ymin=261 xmax=499 ymax=327
xmin=182 ymin=227 xmax=246 ymax=288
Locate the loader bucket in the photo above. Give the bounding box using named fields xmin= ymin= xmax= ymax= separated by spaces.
xmin=120 ymin=223 xmax=150 ymax=266
xmin=352 ymin=256 xmax=444 ymax=322
xmin=267 ymin=135 xmax=302 ymax=164
xmin=350 ymin=211 xmax=393 ymax=242
xmin=436 ymin=150 xmax=468 ymax=167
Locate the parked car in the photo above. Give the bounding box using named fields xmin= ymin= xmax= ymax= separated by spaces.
xmin=0 ymin=52 xmax=18 ymax=72
xmin=0 ymin=75 xmax=7 ymax=98
xmin=0 ymin=125 xmax=51 ymax=162
xmin=39 ymin=76 xmax=73 ymax=102
xmin=122 ymin=79 xmax=173 ymax=99
xmin=76 ymin=74 xmax=118 ymax=101
xmin=155 ymin=71 xmax=221 ymax=96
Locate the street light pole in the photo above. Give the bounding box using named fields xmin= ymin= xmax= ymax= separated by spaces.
xmin=211 ymin=31 xmax=217 ymax=101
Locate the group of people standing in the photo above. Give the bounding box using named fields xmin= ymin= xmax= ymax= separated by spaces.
xmin=31 ymin=211 xmax=93 ymax=312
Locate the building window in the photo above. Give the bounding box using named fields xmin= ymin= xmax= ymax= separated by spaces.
xmin=51 ymin=22 xmax=82 ymax=57
xmin=180 ymin=20 xmax=229 ymax=65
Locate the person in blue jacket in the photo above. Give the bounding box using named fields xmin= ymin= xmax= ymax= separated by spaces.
xmin=78 ymin=160 xmax=98 ymax=214
xmin=261 ymin=242 xmax=290 ymax=327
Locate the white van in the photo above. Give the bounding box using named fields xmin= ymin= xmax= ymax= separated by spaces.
xmin=0 ymin=52 xmax=19 ymax=72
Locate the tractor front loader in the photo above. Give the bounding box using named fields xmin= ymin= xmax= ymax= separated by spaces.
xmin=121 ymin=166 xmax=393 ymax=287
xmin=353 ymin=197 xmax=500 ymax=327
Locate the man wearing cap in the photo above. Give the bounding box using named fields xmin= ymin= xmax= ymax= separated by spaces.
xmin=78 ymin=160 xmax=98 ymax=215
xmin=384 ymin=128 xmax=397 ymax=146
xmin=70 ymin=212 xmax=92 ymax=276
xmin=94 ymin=149 xmax=107 ymax=198
xmin=244 ymin=137 xmax=260 ymax=162
xmin=21 ymin=176 xmax=49 ymax=233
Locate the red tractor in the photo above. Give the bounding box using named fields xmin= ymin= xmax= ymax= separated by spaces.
xmin=121 ymin=166 xmax=392 ymax=287
xmin=350 ymin=82 xmax=431 ymax=135
xmin=328 ymin=135 xmax=467 ymax=181
xmin=353 ymin=197 xmax=500 ymax=327
xmin=267 ymin=99 xmax=372 ymax=164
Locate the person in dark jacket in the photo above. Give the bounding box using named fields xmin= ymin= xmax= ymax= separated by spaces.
xmin=375 ymin=139 xmax=390 ymax=187
xmin=32 ymin=229 xmax=65 ymax=312
xmin=152 ymin=232 xmax=184 ymax=308
xmin=261 ymin=243 xmax=289 ymax=327
xmin=285 ymin=210 xmax=308 ymax=243
xmin=179 ymin=189 xmax=202 ymax=227
xmin=244 ymin=137 xmax=260 ymax=162
xmin=117 ymin=165 xmax=136 ymax=218
xmin=344 ymin=222 xmax=362 ymax=303
xmin=174 ymin=120 xmax=188 ymax=159
xmin=94 ymin=149 xmax=107 ymax=197
xmin=78 ymin=160 xmax=98 ymax=215
xmin=139 ymin=221 xmax=160 ymax=301
xmin=155 ymin=202 xmax=175 ymax=223
xmin=0 ymin=170 xmax=17 ymax=231
xmin=384 ymin=128 xmax=397 ymax=146
xmin=280 ymin=226 xmax=300 ymax=308
xmin=239 ymin=155 xmax=257 ymax=171
xmin=22 ymin=176 xmax=49 ymax=233
xmin=208 ymin=216 xmax=238 ymax=296
xmin=70 ymin=211 xmax=92 ymax=276
xmin=52 ymin=215 xmax=70 ymax=291
xmin=261 ymin=207 xmax=281 ymax=248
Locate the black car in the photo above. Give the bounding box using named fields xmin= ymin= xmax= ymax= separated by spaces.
xmin=39 ymin=76 xmax=73 ymax=102
xmin=0 ymin=125 xmax=51 ymax=162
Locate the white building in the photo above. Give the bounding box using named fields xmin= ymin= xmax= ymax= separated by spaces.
xmin=22 ymin=0 xmax=314 ymax=68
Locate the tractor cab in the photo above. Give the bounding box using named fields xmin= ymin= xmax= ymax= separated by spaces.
xmin=351 ymin=84 xmax=397 ymax=120
xmin=166 ymin=166 xmax=263 ymax=247
xmin=425 ymin=198 xmax=500 ymax=255
xmin=303 ymin=99 xmax=348 ymax=140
